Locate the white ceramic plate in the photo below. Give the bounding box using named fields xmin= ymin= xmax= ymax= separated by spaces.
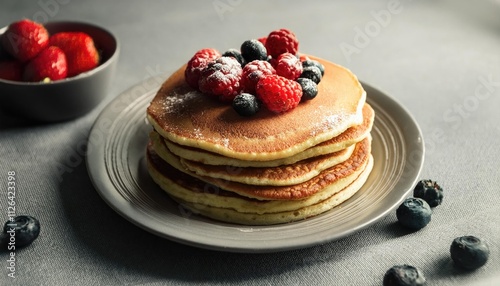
xmin=86 ymin=76 xmax=424 ymax=253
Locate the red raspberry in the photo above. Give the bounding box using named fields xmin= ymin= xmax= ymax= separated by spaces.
xmin=241 ymin=60 xmax=275 ymax=94
xmin=274 ymin=52 xmax=302 ymax=80
xmin=265 ymin=28 xmax=299 ymax=58
xmin=256 ymin=74 xmax=302 ymax=113
xmin=198 ymin=56 xmax=243 ymax=102
xmin=185 ymin=48 xmax=221 ymax=89
xmin=257 ymin=36 xmax=267 ymax=47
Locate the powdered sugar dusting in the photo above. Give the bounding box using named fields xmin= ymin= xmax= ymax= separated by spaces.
xmin=309 ymin=110 xmax=357 ymax=137
xmin=162 ymin=90 xmax=200 ymax=113
xmin=221 ymin=138 xmax=230 ymax=148
xmin=193 ymin=127 xmax=203 ymax=139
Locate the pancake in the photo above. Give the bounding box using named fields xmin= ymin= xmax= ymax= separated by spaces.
xmin=147 ymin=144 xmax=374 ymax=225
xmin=175 ymin=158 xmax=372 ymax=225
xmin=163 ymin=103 xmax=374 ymax=167
xmin=145 ymin=49 xmax=374 ymax=225
xmin=150 ymin=136 xmax=372 ymax=201
xmin=147 ymin=55 xmax=366 ymax=161
xmin=181 ymin=144 xmax=355 ymax=186
xmin=151 ymin=130 xmax=355 ymax=186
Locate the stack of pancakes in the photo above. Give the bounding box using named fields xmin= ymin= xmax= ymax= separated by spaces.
xmin=146 ymin=55 xmax=374 ymax=225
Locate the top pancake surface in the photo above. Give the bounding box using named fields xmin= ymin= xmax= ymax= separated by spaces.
xmin=147 ymin=55 xmax=366 ymax=161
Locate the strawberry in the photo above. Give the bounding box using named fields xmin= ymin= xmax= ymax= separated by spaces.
xmin=23 ymin=46 xmax=67 ymax=82
xmin=1 ymin=19 xmax=49 ymax=62
xmin=49 ymin=32 xmax=99 ymax=77
xmin=0 ymin=43 xmax=9 ymax=60
xmin=0 ymin=60 xmax=23 ymax=81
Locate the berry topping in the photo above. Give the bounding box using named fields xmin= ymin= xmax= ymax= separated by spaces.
xmin=0 ymin=60 xmax=23 ymax=81
xmin=222 ymin=48 xmax=246 ymax=66
xmin=232 ymin=93 xmax=260 ymax=116
xmin=198 ymin=56 xmax=243 ymax=102
xmin=302 ymin=59 xmax=325 ymax=76
xmin=256 ymin=74 xmax=302 ymax=113
xmin=413 ymin=179 xmax=443 ymax=207
xmin=2 ymin=215 xmax=41 ymax=248
xmin=23 ymin=46 xmax=68 ymax=82
xmin=257 ymin=36 xmax=267 ymax=47
xmin=273 ymin=52 xmax=302 ymax=80
xmin=241 ymin=60 xmax=276 ymax=94
xmin=49 ymin=32 xmax=100 ymax=77
xmin=450 ymin=236 xmax=490 ymax=270
xmin=1 ymin=19 xmax=49 ymax=62
xmin=300 ymin=66 xmax=322 ymax=84
xmin=185 ymin=48 xmax=221 ymax=89
xmin=383 ymin=265 xmax=426 ymax=286
xmin=396 ymin=197 xmax=432 ymax=230
xmin=296 ymin=78 xmax=318 ymax=101
xmin=181 ymin=28 xmax=321 ymax=115
xmin=240 ymin=39 xmax=267 ymax=63
xmin=265 ymin=28 xmax=299 ymax=58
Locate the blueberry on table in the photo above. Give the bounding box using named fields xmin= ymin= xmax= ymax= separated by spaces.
xmin=450 ymin=235 xmax=490 ymax=270
xmin=413 ymin=179 xmax=443 ymax=207
xmin=396 ymin=197 xmax=432 ymax=230
xmin=0 ymin=232 xmax=7 ymax=248
xmin=383 ymin=264 xmax=426 ymax=286
xmin=2 ymin=215 xmax=40 ymax=248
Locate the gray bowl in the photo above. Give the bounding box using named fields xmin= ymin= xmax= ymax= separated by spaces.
xmin=0 ymin=21 xmax=119 ymax=122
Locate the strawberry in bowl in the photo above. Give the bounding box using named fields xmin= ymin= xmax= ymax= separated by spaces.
xmin=0 ymin=20 xmax=119 ymax=122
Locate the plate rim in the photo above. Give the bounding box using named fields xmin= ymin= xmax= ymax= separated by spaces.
xmin=86 ymin=78 xmax=425 ymax=253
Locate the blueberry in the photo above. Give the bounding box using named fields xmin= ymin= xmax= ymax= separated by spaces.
xmin=396 ymin=198 xmax=431 ymax=230
xmin=413 ymin=179 xmax=443 ymax=207
xmin=299 ymin=66 xmax=322 ymax=84
xmin=296 ymin=78 xmax=318 ymax=101
xmin=383 ymin=265 xmax=426 ymax=286
xmin=232 ymin=93 xmax=260 ymax=116
xmin=302 ymin=59 xmax=325 ymax=76
xmin=450 ymin=236 xmax=489 ymax=270
xmin=222 ymin=48 xmax=246 ymax=67
xmin=240 ymin=39 xmax=267 ymax=62
xmin=2 ymin=215 xmax=40 ymax=248
xmin=0 ymin=232 xmax=7 ymax=249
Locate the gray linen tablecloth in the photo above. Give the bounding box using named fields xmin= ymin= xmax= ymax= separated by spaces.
xmin=1 ymin=0 xmax=499 ymax=285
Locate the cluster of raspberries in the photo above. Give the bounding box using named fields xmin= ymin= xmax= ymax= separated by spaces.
xmin=184 ymin=28 xmax=325 ymax=116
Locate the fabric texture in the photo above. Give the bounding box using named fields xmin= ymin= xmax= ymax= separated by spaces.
xmin=0 ymin=0 xmax=499 ymax=285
